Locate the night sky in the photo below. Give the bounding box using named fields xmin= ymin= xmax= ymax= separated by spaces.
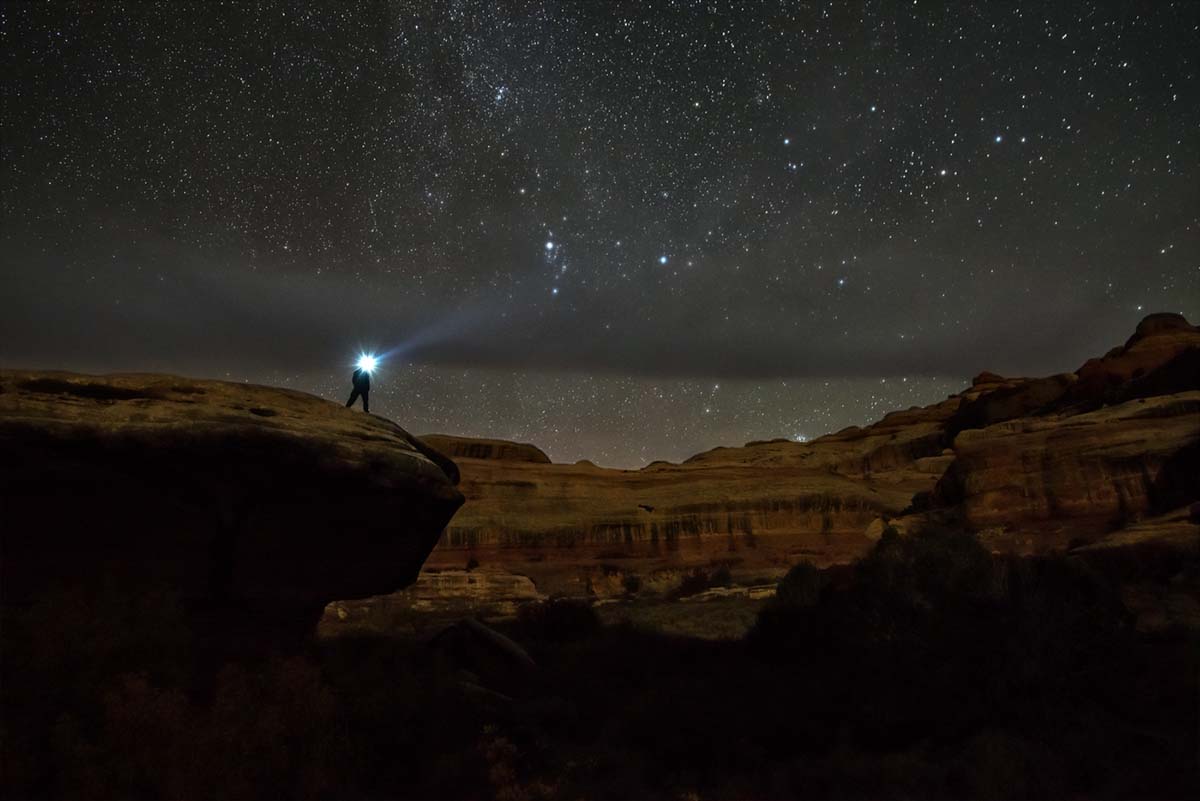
xmin=3 ymin=2 xmax=1197 ymax=467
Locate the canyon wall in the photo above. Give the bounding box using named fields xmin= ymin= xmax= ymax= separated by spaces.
xmin=404 ymin=314 xmax=1199 ymax=605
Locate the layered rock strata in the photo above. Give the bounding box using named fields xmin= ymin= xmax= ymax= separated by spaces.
xmin=413 ymin=314 xmax=1199 ymax=601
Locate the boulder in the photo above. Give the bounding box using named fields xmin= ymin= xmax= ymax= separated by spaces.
xmin=0 ymin=370 xmax=463 ymax=658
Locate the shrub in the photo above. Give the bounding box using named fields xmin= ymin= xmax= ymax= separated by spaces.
xmin=772 ymin=561 xmax=823 ymax=609
xmin=671 ymin=569 xmax=712 ymax=599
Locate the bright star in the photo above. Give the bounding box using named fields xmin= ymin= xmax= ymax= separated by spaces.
xmin=545 ymin=241 xmax=554 ymax=250
xmin=659 ymin=255 xmax=668 ymax=265
xmin=994 ymin=135 xmax=1003 ymax=143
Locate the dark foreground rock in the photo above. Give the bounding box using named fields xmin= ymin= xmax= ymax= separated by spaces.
xmin=0 ymin=370 xmax=463 ymax=660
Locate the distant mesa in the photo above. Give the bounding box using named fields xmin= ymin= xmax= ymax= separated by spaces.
xmin=420 ymin=433 xmax=551 ymax=464
xmin=0 ymin=370 xmax=463 ymax=660
xmin=641 ymin=459 xmax=677 ymax=470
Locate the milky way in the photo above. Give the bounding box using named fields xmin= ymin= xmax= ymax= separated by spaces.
xmin=2 ymin=2 xmax=1197 ymax=466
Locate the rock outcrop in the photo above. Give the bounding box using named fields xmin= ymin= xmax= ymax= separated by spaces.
xmin=0 ymin=370 xmax=463 ymax=657
xmin=939 ymin=393 xmax=1200 ymax=544
xmin=928 ymin=315 xmax=1200 ymax=547
xmin=1064 ymin=312 xmax=1200 ymax=409
xmin=420 ymin=434 xmax=551 ymax=464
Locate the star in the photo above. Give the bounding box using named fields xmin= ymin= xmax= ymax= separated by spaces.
xmin=0 ymin=0 xmax=1190 ymax=469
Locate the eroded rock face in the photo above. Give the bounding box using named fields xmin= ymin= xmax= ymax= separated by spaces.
xmin=923 ymin=315 xmax=1200 ymax=549
xmin=420 ymin=434 xmax=551 ymax=464
xmin=419 ymin=401 xmax=962 ymax=596
xmin=1061 ymin=312 xmax=1200 ymax=410
xmin=0 ymin=370 xmax=463 ymax=655
xmin=945 ymin=373 xmax=1077 ymax=438
xmin=940 ymin=393 xmax=1200 ymax=543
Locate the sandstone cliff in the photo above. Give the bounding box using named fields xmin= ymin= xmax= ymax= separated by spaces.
xmin=399 ymin=314 xmax=1198 ymax=606
xmin=0 ymin=370 xmax=463 ymax=656
xmin=937 ymin=393 xmax=1199 ymax=545
xmin=930 ymin=314 xmax=1200 ymax=547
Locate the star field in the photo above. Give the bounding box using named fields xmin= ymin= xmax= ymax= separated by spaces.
xmin=2 ymin=1 xmax=1197 ymax=466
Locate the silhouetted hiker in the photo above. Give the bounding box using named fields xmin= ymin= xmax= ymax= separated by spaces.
xmin=346 ymin=368 xmax=370 ymax=412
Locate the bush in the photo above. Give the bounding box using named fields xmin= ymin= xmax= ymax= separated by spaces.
xmin=671 ymin=568 xmax=713 ymax=599
xmin=772 ymin=561 xmax=823 ymax=609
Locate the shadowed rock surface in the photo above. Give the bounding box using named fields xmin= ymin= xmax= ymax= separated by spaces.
xmin=0 ymin=370 xmax=463 ymax=659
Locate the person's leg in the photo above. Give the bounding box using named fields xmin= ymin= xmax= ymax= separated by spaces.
xmin=346 ymin=389 xmax=359 ymax=408
xmin=362 ymin=391 xmax=369 ymax=413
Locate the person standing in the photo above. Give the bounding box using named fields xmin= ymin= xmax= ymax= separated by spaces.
xmin=345 ymin=366 xmax=370 ymax=412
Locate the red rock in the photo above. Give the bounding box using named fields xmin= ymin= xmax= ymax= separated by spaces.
xmin=0 ymin=370 xmax=463 ymax=657
xmin=943 ymin=393 xmax=1200 ymax=543
xmin=972 ymin=370 xmax=1006 ymax=386
xmin=420 ymin=434 xmax=551 ymax=464
xmin=1062 ymin=313 xmax=1200 ymax=409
